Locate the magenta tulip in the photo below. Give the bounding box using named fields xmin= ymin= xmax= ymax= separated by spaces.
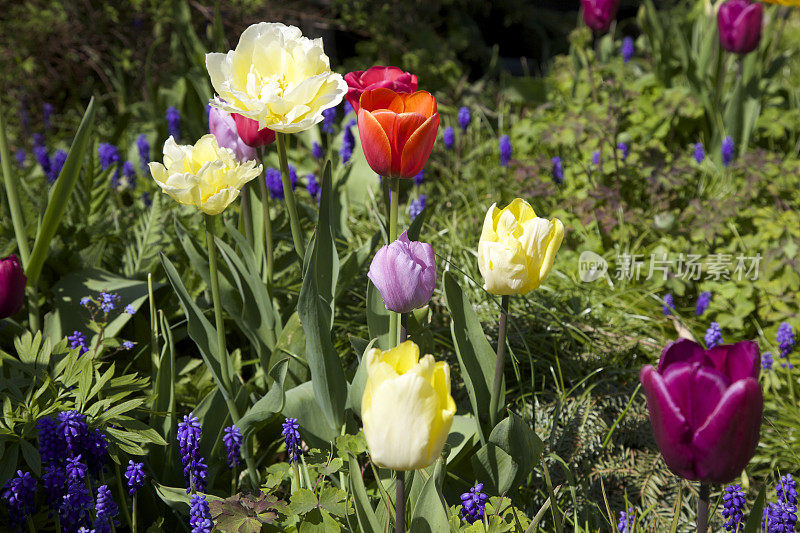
xmin=581 ymin=0 xmax=621 ymax=33
xmin=717 ymin=0 xmax=763 ymax=55
xmin=208 ymin=108 xmax=257 ymax=162
xmin=344 ymin=66 xmax=418 ymax=114
xmin=367 ymin=231 xmax=436 ymax=314
xmin=0 ymin=255 xmax=26 ymax=319
xmin=640 ymin=338 xmax=763 ymax=484
xmin=231 ymin=113 xmax=276 ymax=148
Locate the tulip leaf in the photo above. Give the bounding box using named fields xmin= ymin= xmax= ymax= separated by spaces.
xmin=348 ymin=455 xmax=382 ymax=533
xmin=443 ymin=272 xmax=503 ymax=440
xmin=742 ymin=484 xmax=766 ymax=533
xmin=488 ymin=412 xmax=542 ymax=489
xmin=238 ymin=358 xmax=289 ymax=434
xmin=297 ymin=161 xmax=347 ymax=429
xmin=26 ymin=97 xmax=96 ymax=286
xmin=470 ymin=443 xmax=517 ymax=496
xmin=347 ymin=338 xmax=377 ymax=416
xmin=366 ymin=280 xmax=392 ymax=350
xmin=410 ymin=458 xmax=450 ymax=533
xmin=283 ymin=382 xmax=339 ymax=450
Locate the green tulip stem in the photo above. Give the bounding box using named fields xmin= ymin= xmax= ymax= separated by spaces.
xmin=258 ymin=149 xmax=274 ymax=283
xmin=697 ymin=483 xmax=710 ymax=532
xmin=241 ymin=183 xmax=254 ymax=247
xmin=388 ymin=177 xmax=401 ymax=347
xmin=489 ymin=295 xmax=510 ymax=428
xmin=277 ymin=132 xmax=305 ymax=261
xmin=113 ymin=460 xmax=133 ymax=530
xmin=131 ymin=493 xmax=138 ymax=533
xmin=204 ymin=214 xmax=261 ymax=488
xmin=395 ymin=472 xmax=405 ymax=533
xmin=399 ymin=313 xmax=407 ymax=343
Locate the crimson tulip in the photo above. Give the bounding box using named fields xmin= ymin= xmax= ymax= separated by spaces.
xmin=356 ymin=89 xmax=439 ymax=180
xmin=581 ymin=0 xmax=620 ymax=33
xmin=640 ymin=338 xmax=763 ymax=484
xmin=0 ymin=255 xmax=26 ymax=319
xmin=344 ymin=66 xmax=418 ymax=113
xmin=718 ymin=0 xmax=763 ymax=55
xmin=232 ymin=113 xmax=276 ymax=148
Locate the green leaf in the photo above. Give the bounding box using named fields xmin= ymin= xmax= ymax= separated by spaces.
xmin=487 ymin=412 xmax=542 ymax=491
xmin=366 ymin=279 xmax=391 ymax=350
xmin=470 ymin=443 xmax=517 ymax=496
xmin=290 ymin=488 xmax=319 ymax=515
xmin=269 ymin=312 xmax=309 ymax=389
xmin=348 ymin=455 xmax=381 ymax=533
xmin=238 ymin=358 xmax=289 ymax=434
xmin=283 ymin=382 xmax=338 ymax=449
xmin=318 ymin=486 xmax=348 ymax=517
xmin=346 ymin=338 xmax=377 ymax=416
xmin=297 ymin=161 xmax=347 ymax=429
xmin=742 ymin=484 xmax=766 ymax=533
xmin=19 ymin=438 xmax=40 ymax=477
xmin=410 ymin=459 xmax=450 ymax=533
xmin=27 ymin=98 xmax=96 ymax=285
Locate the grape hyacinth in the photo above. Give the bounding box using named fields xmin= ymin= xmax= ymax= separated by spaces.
xmin=189 ymin=494 xmax=213 ymax=533
xmin=125 ymin=304 xmax=136 ymax=314
xmin=764 ymin=501 xmax=797 ymax=532
xmin=15 ymin=149 xmax=25 ymax=169
xmin=499 ymin=135 xmax=512 ymax=167
xmin=344 ymin=101 xmax=353 ymax=116
xmin=86 ymin=429 xmax=109 ymax=474
xmin=60 ymin=480 xmax=93 ymax=531
xmin=340 ymin=123 xmax=355 ymax=164
xmin=68 ymin=330 xmax=89 ymax=355
xmin=94 ymin=484 xmax=119 ymax=533
xmin=1 ymin=470 xmax=36 ymax=521
xmin=307 ymin=173 xmax=320 ymax=200
xmin=413 ymin=169 xmax=424 ymax=187
xmin=777 ymin=322 xmax=795 ymax=359
xmin=592 ymin=150 xmax=601 ymax=166
xmin=125 ymin=460 xmax=146 ymax=495
xmin=223 ymin=425 xmax=243 ymax=469
xmin=443 ymin=126 xmax=455 ymax=150
xmin=136 ymin=134 xmax=150 ymax=171
xmin=266 ymin=168 xmax=284 ymax=199
xmin=459 ymin=483 xmax=488 ymax=524
xmin=457 ymin=106 xmax=471 ymax=131
xmin=33 ymin=132 xmax=45 ymax=149
xmin=618 ymin=142 xmax=629 ymax=161
xmin=763 ymin=352 xmax=774 ymax=371
xmin=49 ymin=149 xmax=67 ymax=183
xmin=58 ymin=410 xmax=88 ymax=455
xmin=694 ymin=142 xmax=705 ymax=163
xmin=66 ymin=455 xmax=88 ymax=483
xmin=662 ymin=293 xmax=675 ymax=316
xmin=43 ymin=102 xmax=54 ymax=129
xmin=34 ymin=144 xmax=51 ymax=176
xmin=97 ymin=143 xmax=120 ymax=171
xmin=312 ymin=141 xmax=323 ymax=159
xmin=98 ymin=291 xmax=120 ymax=313
xmin=177 ymin=412 xmax=208 ymax=493
xmin=282 ymin=417 xmax=302 ymax=464
xmin=622 ymin=36 xmax=634 ymax=63
xmin=551 ymin=156 xmax=564 ymax=184
xmin=122 ymin=160 xmax=136 ymax=187
xmin=695 ymin=291 xmax=711 ymax=316
xmin=42 ymin=465 xmax=66 ymax=509
xmin=322 ymin=107 xmax=336 ymax=134
xmin=141 ymin=192 xmax=152 ymax=207
xmin=722 ymin=136 xmax=735 ymax=167
xmin=722 ymin=484 xmax=745 ymax=532
xmin=705 ymin=322 xmax=723 ymax=348
xmin=166 ymin=106 xmax=181 ymax=139
xmin=38 ymin=415 xmax=65 ymax=466
xmin=777 ymin=474 xmax=797 ymax=505
xmin=409 ymin=195 xmax=426 ymax=221
xmin=617 ymin=508 xmax=635 ymax=532
xmin=122 ymin=341 xmax=134 ymax=350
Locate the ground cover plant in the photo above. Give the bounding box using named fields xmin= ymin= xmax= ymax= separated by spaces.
xmin=1 ymin=0 xmax=800 ymax=531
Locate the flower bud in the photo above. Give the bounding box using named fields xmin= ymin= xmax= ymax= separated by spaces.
xmin=0 ymin=255 xmax=26 ymax=319
xmin=717 ymin=0 xmax=763 ymax=55
xmin=368 ymin=231 xmax=436 ymax=314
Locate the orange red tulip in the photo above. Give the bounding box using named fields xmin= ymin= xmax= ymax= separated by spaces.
xmin=356 ymin=89 xmax=439 ymax=179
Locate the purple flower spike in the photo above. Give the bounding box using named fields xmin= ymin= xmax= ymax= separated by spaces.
xmin=368 ymin=231 xmax=436 ymax=314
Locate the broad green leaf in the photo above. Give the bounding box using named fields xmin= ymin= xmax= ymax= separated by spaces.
xmin=238 ymin=358 xmax=289 ymax=434
xmin=410 ymin=459 xmax=450 ymax=533
xmin=487 ymin=412 xmax=543 ymax=491
xmin=742 ymin=485 xmax=766 ymax=533
xmin=348 ymin=455 xmax=382 ymax=533
xmin=366 ymin=280 xmax=391 ymax=350
xmin=283 ymin=382 xmax=338 ymax=450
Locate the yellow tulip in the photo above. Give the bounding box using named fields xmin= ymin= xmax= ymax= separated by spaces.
xmin=148 ymin=135 xmax=262 ymax=215
xmin=206 ymin=23 xmax=347 ymax=134
xmin=477 ymin=198 xmax=564 ymax=296
xmin=759 ymin=0 xmax=800 ymax=5
xmin=361 ymin=341 xmax=456 ymax=471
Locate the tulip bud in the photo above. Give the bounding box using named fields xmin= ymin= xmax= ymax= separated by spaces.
xmin=640 ymin=339 xmax=763 ymax=484
xmin=208 ymin=108 xmax=257 ymax=162
xmin=477 ymin=199 xmax=564 ymax=296
xmin=368 ymin=231 xmax=436 ymax=314
xmin=356 ymin=89 xmax=439 ymax=180
xmin=231 ymin=113 xmax=276 ymax=148
xmin=361 ymin=341 xmax=456 ymax=471
xmin=717 ymin=0 xmax=763 ymax=55
xmin=581 ymin=0 xmax=621 ymax=33
xmin=0 ymin=255 xmax=26 ymax=319
xmin=344 ymin=66 xmax=418 ymax=114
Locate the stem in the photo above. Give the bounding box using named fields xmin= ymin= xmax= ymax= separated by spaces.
xmin=132 ymin=494 xmax=137 ymax=533
xmin=489 ymin=296 xmax=510 ymax=428
xmin=697 ymin=483 xmax=710 ymax=532
xmin=395 ymin=473 xmax=405 ymax=533
xmin=292 ymin=461 xmax=303 ymax=491
xmin=114 ymin=461 xmax=133 ymax=531
xmin=27 ymin=518 xmax=35 ymax=533
xmin=388 ymin=177 xmax=400 ymax=347
xmin=27 ymin=286 xmax=40 ymax=332
xmin=204 ymin=214 xmax=261 ymax=488
xmin=241 ymin=183 xmax=254 ymax=246
xmin=276 ymin=132 xmax=305 ymax=261
xmin=148 ymin=273 xmax=158 ymax=368
xmin=258 ymin=169 xmax=274 ymax=284
xmin=0 ymin=103 xmax=30 ymax=266
xmin=399 ymin=314 xmax=407 ymax=343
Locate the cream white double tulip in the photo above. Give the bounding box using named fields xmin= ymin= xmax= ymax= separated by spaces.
xmin=361 ymin=341 xmax=456 ymax=471
xmin=148 ymin=135 xmax=262 ymax=215
xmin=477 ymin=198 xmax=564 ymax=296
xmin=206 ymin=22 xmax=347 ymax=134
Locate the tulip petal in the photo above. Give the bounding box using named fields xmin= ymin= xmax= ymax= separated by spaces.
xmin=400 ymin=113 xmax=439 ymax=178
xmin=357 ymin=109 xmax=393 ymax=177
xmin=706 ymin=340 xmax=760 ymax=382
xmin=538 ymin=218 xmax=564 ymax=283
xmin=662 ymin=362 xmax=730 ymax=430
xmin=657 ymin=338 xmax=710 ymax=373
xmin=402 ymin=91 xmax=437 ymax=116
xmin=640 ymin=365 xmax=696 ymax=480
xmin=359 ymin=88 xmax=403 ymax=113
xmin=691 ymin=378 xmax=763 ymax=483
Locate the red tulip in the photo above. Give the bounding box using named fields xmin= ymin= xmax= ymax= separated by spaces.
xmin=344 ymin=66 xmax=418 ymax=114
xmin=640 ymin=339 xmax=763 ymax=484
xmin=232 ymin=113 xmax=276 ymax=148
xmin=581 ymin=0 xmax=621 ymax=33
xmin=356 ymin=89 xmax=439 ymax=180
xmin=0 ymin=255 xmax=26 ymax=319
xmin=718 ymin=0 xmax=763 ymax=55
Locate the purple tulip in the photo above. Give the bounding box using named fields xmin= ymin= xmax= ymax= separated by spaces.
xmin=367 ymin=231 xmax=436 ymax=314
xmin=208 ymin=107 xmax=257 ymax=163
xmin=581 ymin=0 xmax=621 ymax=33
xmin=0 ymin=255 xmax=27 ymax=319
xmin=718 ymin=0 xmax=763 ymax=55
xmin=640 ymin=339 xmax=763 ymax=484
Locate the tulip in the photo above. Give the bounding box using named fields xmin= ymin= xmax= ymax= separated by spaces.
xmin=477 ymin=199 xmax=564 ymax=296
xmin=344 ymin=66 xmax=418 ymax=114
xmin=0 ymin=255 xmax=26 ymax=319
xmin=640 ymin=339 xmax=763 ymax=484
xmin=361 ymin=341 xmax=455 ymax=471
xmin=231 ymin=113 xmax=276 ymax=148
xmin=208 ymin=108 xmax=257 ymax=162
xmin=717 ymin=0 xmax=763 ymax=54
xmin=148 ymin=135 xmax=262 ymax=215
xmin=206 ymin=22 xmax=346 ymax=134
xmin=356 ymin=89 xmax=439 ymax=179
xmin=581 ymin=0 xmax=621 ymax=33
xmin=367 ymin=231 xmax=436 ymax=314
